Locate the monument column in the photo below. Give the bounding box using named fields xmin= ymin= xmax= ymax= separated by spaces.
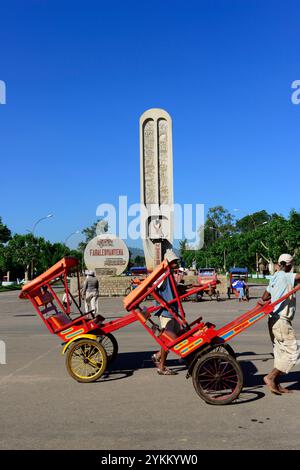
xmin=140 ymin=108 xmax=174 ymax=271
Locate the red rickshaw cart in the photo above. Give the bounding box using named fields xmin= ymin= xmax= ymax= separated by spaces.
xmin=196 ymin=268 xmax=220 ymax=301
xmin=20 ymin=257 xmax=300 ymax=405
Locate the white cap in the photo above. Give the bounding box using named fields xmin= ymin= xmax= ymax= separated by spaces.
xmin=86 ymin=270 xmax=95 ymax=276
xmin=278 ymin=254 xmax=294 ymax=265
xmin=164 ymin=249 xmax=180 ymax=264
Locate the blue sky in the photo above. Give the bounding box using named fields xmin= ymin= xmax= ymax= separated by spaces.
xmin=0 ymin=0 xmax=299 ymax=248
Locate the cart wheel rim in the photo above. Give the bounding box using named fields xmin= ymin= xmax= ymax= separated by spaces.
xmin=97 ymin=333 xmax=118 ymax=362
xmin=98 ymin=336 xmax=113 ymax=358
xmin=69 ymin=342 xmax=106 ymax=380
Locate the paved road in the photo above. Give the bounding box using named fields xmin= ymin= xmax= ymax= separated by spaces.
xmin=0 ymin=287 xmax=300 ymax=450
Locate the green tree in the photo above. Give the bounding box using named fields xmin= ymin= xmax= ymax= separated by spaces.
xmin=78 ymin=219 xmax=108 ymax=252
xmin=34 ymin=240 xmax=80 ymax=274
xmin=0 ymin=217 xmax=11 ymax=244
xmin=0 ymin=244 xmax=12 ymax=279
xmin=0 ymin=217 xmax=12 ymax=279
xmin=182 ymin=210 xmax=300 ymax=273
xmin=204 ymin=206 xmax=236 ymax=247
xmin=134 ymin=255 xmax=145 ymax=266
xmin=179 ymin=239 xmax=189 ymax=256
xmin=6 ymin=234 xmax=41 ymax=281
xmin=236 ymin=210 xmax=272 ymax=233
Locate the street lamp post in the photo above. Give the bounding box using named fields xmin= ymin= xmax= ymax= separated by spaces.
xmin=64 ymin=230 xmax=80 ymax=246
xmin=31 ymin=214 xmax=53 ymax=235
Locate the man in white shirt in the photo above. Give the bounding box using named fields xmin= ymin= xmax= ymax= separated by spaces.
xmin=259 ymin=254 xmax=300 ymax=394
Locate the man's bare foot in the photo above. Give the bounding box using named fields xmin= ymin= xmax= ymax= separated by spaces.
xmin=277 ymin=385 xmax=293 ymax=394
xmin=264 ymin=375 xmax=282 ymax=394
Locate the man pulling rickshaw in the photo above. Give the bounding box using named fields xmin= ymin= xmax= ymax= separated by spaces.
xmin=258 ymin=254 xmax=300 ymax=394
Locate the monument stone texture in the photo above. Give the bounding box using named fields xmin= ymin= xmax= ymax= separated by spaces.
xmin=140 ymin=108 xmax=174 ymax=271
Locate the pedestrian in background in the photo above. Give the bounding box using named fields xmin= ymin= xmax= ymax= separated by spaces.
xmin=232 ymin=276 xmax=247 ymax=302
xmin=82 ymin=270 xmax=99 ymax=314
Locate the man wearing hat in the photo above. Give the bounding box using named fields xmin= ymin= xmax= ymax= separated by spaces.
xmin=151 ymin=249 xmax=182 ymax=375
xmin=259 ymin=254 xmax=300 ymax=394
xmin=82 ymin=270 xmax=100 ymax=314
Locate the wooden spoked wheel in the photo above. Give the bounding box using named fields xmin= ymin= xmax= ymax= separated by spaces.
xmin=66 ymin=339 xmax=107 ymax=383
xmin=192 ymin=352 xmax=243 ymax=405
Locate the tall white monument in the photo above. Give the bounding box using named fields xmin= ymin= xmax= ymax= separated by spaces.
xmin=140 ymin=108 xmax=174 ymax=271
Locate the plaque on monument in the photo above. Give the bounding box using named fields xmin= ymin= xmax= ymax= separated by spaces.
xmin=84 ymin=234 xmax=129 ymax=276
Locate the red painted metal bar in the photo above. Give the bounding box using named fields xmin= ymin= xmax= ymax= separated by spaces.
xmin=76 ymin=267 xmax=82 ymax=308
xmin=166 ymin=321 xmax=209 ymax=349
xmin=216 ymin=284 xmax=300 ymax=342
xmin=28 ymin=296 xmax=56 ymax=334
xmin=168 ymin=270 xmax=186 ymax=320
xmin=63 ymin=272 xmax=71 ymax=315
xmin=150 ymin=289 xmax=188 ymax=328
xmin=189 ymin=315 xmax=204 ymax=328
xmin=100 ymin=312 xmax=137 ymax=334
xmin=47 ymin=281 xmax=66 ymax=314
xmin=160 ymin=284 xmax=300 ymax=352
xmin=130 ymin=308 xmax=170 ymax=351
xmin=146 ymin=280 xmax=217 ymax=313
xmin=59 ymin=276 xmax=83 ymax=317
xmin=126 ymin=268 xmax=171 ymax=310
xmin=178 ymin=281 xmax=217 ymax=301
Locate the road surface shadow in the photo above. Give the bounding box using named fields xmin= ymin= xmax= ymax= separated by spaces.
xmin=98 ymin=351 xmax=183 ymax=383
xmin=100 ymin=350 xmax=300 ymax=395
xmin=240 ymin=359 xmax=300 ymax=391
xmin=13 ymin=314 xmax=36 ymax=317
xmin=237 ymin=351 xmax=274 ymax=362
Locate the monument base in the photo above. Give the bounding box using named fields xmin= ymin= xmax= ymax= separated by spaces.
xmin=71 ymin=275 xmax=228 ymax=298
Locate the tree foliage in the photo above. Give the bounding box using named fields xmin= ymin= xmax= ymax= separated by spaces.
xmin=0 ymin=229 xmax=82 ymax=280
xmin=236 ymin=210 xmax=271 ymax=233
xmin=203 ymin=206 xmax=236 ymax=247
xmin=78 ymin=219 xmax=108 ymax=252
xmin=183 ymin=209 xmax=300 ymax=272
xmin=0 ymin=217 xmax=11 ymax=244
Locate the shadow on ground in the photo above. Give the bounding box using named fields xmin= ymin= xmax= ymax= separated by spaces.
xmin=100 ymin=350 xmax=171 ymax=383
xmin=99 ymin=350 xmax=300 ymax=402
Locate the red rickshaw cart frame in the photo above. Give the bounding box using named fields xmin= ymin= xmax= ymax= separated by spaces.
xmin=196 ymin=268 xmax=221 ymax=301
xmin=20 ymin=257 xmax=300 ymax=405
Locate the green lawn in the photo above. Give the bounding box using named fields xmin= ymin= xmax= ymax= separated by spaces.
xmin=0 ymin=284 xmax=22 ymax=292
xmin=248 ymin=277 xmax=269 ymax=285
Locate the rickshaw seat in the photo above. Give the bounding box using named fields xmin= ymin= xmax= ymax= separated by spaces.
xmin=42 ymin=304 xmax=59 ymax=316
xmin=48 ymin=313 xmax=72 ymax=331
xmin=123 ymin=260 xmax=169 ymax=311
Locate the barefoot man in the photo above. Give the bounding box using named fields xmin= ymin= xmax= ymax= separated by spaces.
xmin=258 ymin=254 xmax=300 ymax=394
